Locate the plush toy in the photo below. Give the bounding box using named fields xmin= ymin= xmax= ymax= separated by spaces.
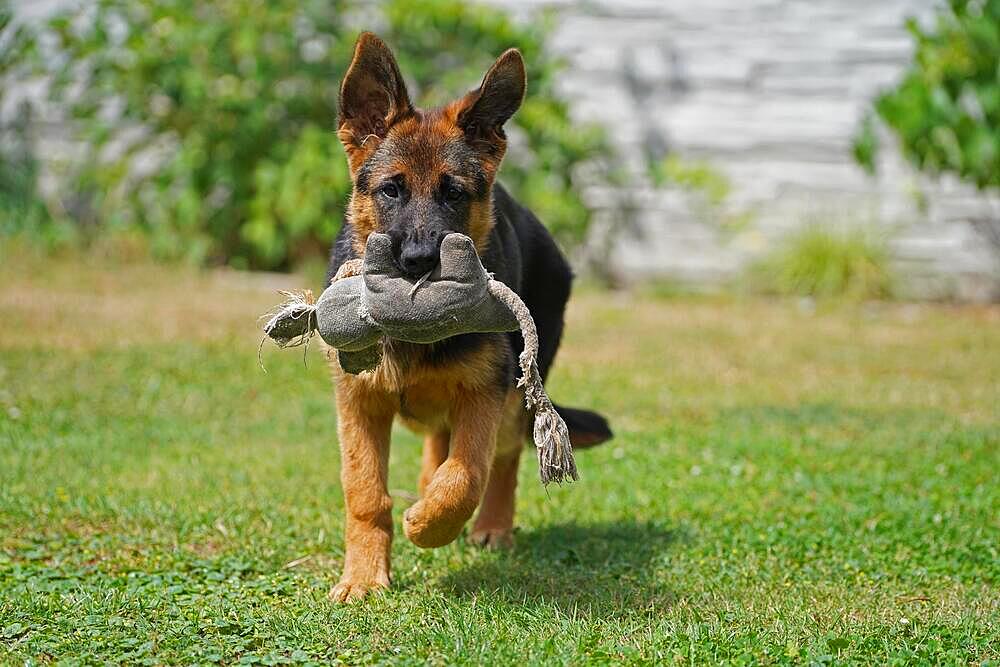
xmin=260 ymin=232 xmax=577 ymax=484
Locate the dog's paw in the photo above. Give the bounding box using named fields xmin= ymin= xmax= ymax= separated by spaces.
xmin=328 ymin=578 xmax=388 ymax=603
xmin=403 ymin=502 xmax=466 ymax=548
xmin=468 ymin=527 xmax=514 ymax=550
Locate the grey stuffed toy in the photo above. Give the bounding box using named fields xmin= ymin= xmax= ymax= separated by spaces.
xmin=261 ymin=232 xmax=577 ymax=484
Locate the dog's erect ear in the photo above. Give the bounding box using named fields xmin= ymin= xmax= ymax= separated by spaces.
xmin=338 ymin=33 xmax=411 ymax=165
xmin=457 ymin=49 xmax=526 ymax=143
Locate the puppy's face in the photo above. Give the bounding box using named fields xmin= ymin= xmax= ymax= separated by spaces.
xmin=337 ymin=33 xmax=525 ymax=277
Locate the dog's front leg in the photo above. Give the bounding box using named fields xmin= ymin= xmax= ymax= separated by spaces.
xmin=329 ymin=381 xmax=395 ymax=603
xmin=403 ymin=390 xmax=502 ymax=548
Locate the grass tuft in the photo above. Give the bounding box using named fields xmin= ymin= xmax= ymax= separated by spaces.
xmin=750 ymin=224 xmax=896 ymax=300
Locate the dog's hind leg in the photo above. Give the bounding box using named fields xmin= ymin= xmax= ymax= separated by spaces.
xmin=469 ymin=390 xmax=526 ymax=549
xmin=418 ymin=430 xmax=449 ymax=497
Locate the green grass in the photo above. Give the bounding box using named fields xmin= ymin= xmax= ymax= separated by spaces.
xmin=1 ymin=252 xmax=998 ymax=665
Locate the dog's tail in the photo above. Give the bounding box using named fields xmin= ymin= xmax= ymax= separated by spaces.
xmin=550 ymin=404 xmax=613 ymax=449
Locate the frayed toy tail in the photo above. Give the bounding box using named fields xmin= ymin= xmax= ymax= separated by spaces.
xmin=519 ymin=354 xmax=578 ymax=484
xmin=532 ymin=400 xmax=579 ymax=484
xmin=258 ymin=290 xmax=318 ymax=371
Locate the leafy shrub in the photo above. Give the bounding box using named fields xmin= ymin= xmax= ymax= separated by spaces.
xmin=6 ymin=0 xmax=609 ymax=269
xmin=855 ymin=0 xmax=999 ymax=189
xmin=750 ymin=225 xmax=896 ymax=300
xmin=854 ymin=0 xmax=999 ymax=251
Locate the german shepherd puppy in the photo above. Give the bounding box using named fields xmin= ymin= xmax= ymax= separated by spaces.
xmin=325 ymin=32 xmax=612 ymax=602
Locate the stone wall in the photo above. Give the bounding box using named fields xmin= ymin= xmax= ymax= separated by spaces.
xmin=493 ymin=0 xmax=998 ymax=299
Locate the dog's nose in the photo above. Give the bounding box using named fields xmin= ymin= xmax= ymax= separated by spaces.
xmin=399 ymin=238 xmax=440 ymax=278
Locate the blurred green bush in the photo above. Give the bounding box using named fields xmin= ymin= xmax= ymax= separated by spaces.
xmin=0 ymin=104 xmax=48 ymax=240
xmin=1 ymin=0 xmax=609 ymax=270
xmin=0 ymin=2 xmax=49 ymax=240
xmin=648 ymin=154 xmax=755 ymax=237
xmin=854 ymin=0 xmax=999 ymax=193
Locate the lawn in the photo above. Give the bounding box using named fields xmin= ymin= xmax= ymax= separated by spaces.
xmin=1 ymin=250 xmax=998 ymax=665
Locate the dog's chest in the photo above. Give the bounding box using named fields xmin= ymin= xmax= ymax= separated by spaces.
xmin=397 ymin=381 xmax=454 ymax=430
xmin=370 ymin=353 xmax=466 ymax=431
xmin=350 ymin=337 xmax=505 ymax=429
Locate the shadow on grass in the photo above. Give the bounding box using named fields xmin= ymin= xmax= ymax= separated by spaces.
xmin=440 ymin=521 xmax=682 ymax=617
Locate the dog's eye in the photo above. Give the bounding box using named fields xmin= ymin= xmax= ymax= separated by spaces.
xmin=444 ymin=185 xmax=465 ymax=203
xmin=379 ymin=183 xmax=400 ymax=199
